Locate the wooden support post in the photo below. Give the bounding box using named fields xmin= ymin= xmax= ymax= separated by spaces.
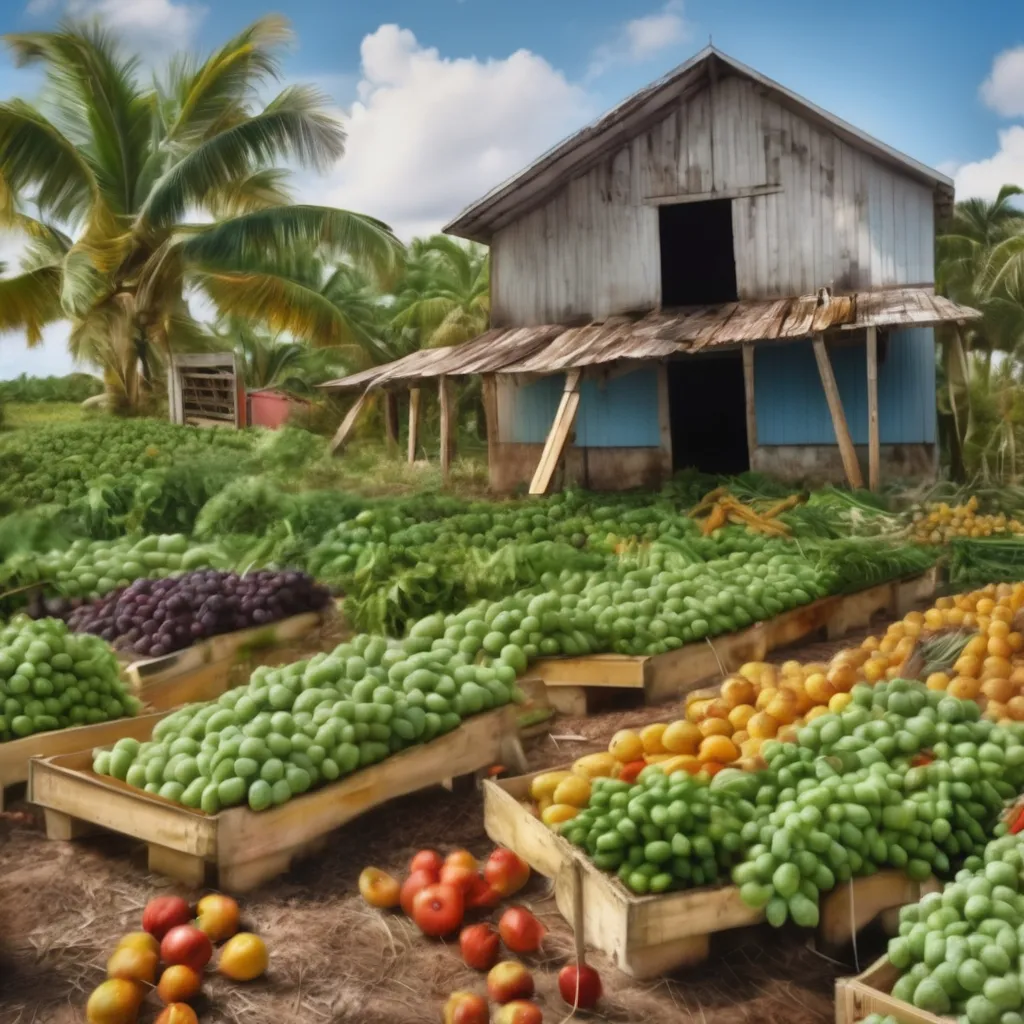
xmin=439 ymin=376 xmax=455 ymax=484
xmin=741 ymin=344 xmax=757 ymax=465
xmin=529 ymin=369 xmax=582 ymax=496
xmin=481 ymin=374 xmax=499 ymax=476
xmin=407 ymin=388 xmax=421 ymax=464
xmin=812 ymin=334 xmax=864 ymax=488
xmin=330 ymin=391 xmax=368 ymax=455
xmin=866 ymin=325 xmax=880 ymax=491
xmin=384 ymin=391 xmax=399 ymax=452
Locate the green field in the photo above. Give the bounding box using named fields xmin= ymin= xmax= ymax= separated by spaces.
xmin=1 ymin=402 xmax=92 ymax=431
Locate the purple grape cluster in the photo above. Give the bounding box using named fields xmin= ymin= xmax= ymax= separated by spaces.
xmin=66 ymin=569 xmax=331 ymax=658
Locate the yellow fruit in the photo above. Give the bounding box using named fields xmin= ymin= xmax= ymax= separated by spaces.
xmin=925 ymin=672 xmax=950 ymax=691
xmin=536 ymin=796 xmax=553 ymax=814
xmin=982 ymin=677 xmax=1014 ymax=704
xmin=805 ymin=705 xmax=829 ymax=721
xmin=721 ymin=676 xmax=756 ymax=707
xmin=949 ymin=676 xmax=981 ymax=700
xmin=804 ymin=673 xmax=836 ymax=705
xmin=728 ymin=704 xmax=755 ymax=730
xmin=529 ymin=771 xmax=572 ymax=801
xmin=640 ymin=723 xmax=668 ymax=755
xmin=218 ymin=933 xmax=269 ymax=982
xmin=661 ymin=720 xmax=702 ymax=754
xmin=608 ymin=729 xmax=643 ymax=762
xmin=571 ymin=753 xmax=617 ymax=780
xmin=698 ymin=735 xmax=739 ymax=764
xmin=552 ymin=775 xmax=591 ymax=807
xmin=644 ymin=752 xmax=675 ymax=763
xmin=755 ymin=687 xmax=778 ymax=711
xmin=657 ymin=755 xmax=700 ymax=775
xmin=541 ymin=804 xmax=580 ymax=827
xmin=699 ymin=717 xmax=733 ymax=738
xmin=828 ymin=692 xmax=853 ymax=714
xmin=740 ymin=738 xmax=763 ymax=759
xmin=685 ymin=699 xmax=715 ymax=723
xmin=747 ymin=712 xmax=779 ymax=739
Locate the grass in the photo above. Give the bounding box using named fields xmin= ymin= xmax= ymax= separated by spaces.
xmin=1 ymin=401 xmax=91 ymax=430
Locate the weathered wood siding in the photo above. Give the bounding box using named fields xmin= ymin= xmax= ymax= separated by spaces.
xmin=491 ymin=74 xmax=935 ymax=326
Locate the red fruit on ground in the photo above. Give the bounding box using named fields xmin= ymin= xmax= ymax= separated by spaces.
xmin=459 ymin=923 xmax=500 ymax=971
xmin=498 ymin=906 xmax=546 ymax=955
xmin=464 ymin=875 xmax=502 ymax=911
xmin=142 ymin=896 xmax=192 ymax=940
xmin=195 ymin=893 xmax=240 ymax=942
xmin=411 ymin=883 xmax=464 ymax=937
xmin=442 ymin=991 xmax=489 ymax=1024
xmin=494 ymin=1001 xmax=543 ymax=1024
xmin=400 ymin=870 xmax=437 ymax=917
xmin=160 ymin=925 xmax=213 ymax=973
xmin=444 ymin=849 xmax=478 ymax=872
xmin=484 ymin=849 xmax=530 ymax=897
xmin=487 ymin=961 xmax=535 ymax=1004
xmin=439 ymin=863 xmax=478 ymax=896
xmin=409 ymin=849 xmax=444 ymax=879
xmin=557 ymin=963 xmax=603 ymax=1009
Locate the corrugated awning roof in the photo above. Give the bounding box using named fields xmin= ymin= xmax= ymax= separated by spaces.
xmin=319 ymin=287 xmax=980 ymax=391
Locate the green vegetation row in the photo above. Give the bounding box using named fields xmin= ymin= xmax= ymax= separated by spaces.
xmin=0 ymin=374 xmax=103 ymax=405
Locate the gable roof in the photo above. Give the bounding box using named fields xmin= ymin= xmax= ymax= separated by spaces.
xmin=444 ymin=46 xmax=955 ymax=244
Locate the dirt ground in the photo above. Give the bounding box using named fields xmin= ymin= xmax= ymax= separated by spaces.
xmin=0 ymin=617 xmax=892 ymax=1024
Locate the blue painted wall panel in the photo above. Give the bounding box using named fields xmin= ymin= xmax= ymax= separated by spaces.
xmin=753 ymin=328 xmax=936 ymax=445
xmin=509 ymin=368 xmax=661 ymax=448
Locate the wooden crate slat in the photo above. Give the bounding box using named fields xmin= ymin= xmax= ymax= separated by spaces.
xmin=836 ymin=956 xmax=949 ymax=1024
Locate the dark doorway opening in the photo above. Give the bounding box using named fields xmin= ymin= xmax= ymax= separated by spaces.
xmin=659 ymin=199 xmax=738 ymax=307
xmin=668 ymin=353 xmax=749 ymax=474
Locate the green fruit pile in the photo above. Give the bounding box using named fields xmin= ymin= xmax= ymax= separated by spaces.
xmin=888 ymin=833 xmax=1024 ymax=1023
xmin=93 ymin=624 xmax=519 ymax=812
xmin=562 ymin=769 xmax=755 ymax=894
xmin=564 ymin=680 xmax=1024 ymax=922
xmin=0 ymin=616 xmax=139 ymax=741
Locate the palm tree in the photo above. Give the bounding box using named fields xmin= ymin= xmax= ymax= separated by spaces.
xmin=0 ymin=17 xmax=402 ymax=411
xmin=227 ymin=319 xmax=346 ymax=397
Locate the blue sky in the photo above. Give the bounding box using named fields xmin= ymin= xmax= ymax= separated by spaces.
xmin=1 ymin=0 xmax=1022 ymax=378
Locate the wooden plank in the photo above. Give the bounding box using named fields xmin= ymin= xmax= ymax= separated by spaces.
xmin=439 ymin=376 xmax=455 ymax=484
xmin=529 ymin=368 xmax=582 ymax=495
xmin=407 ymin=387 xmax=421 ymax=463
xmin=331 ymin=391 xmax=368 ymax=454
xmin=0 ymin=710 xmax=171 ymax=812
xmin=643 ymin=184 xmax=783 ymax=205
xmin=481 ymin=374 xmax=499 ymax=470
xmin=742 ymin=344 xmax=757 ymax=461
xmin=30 ymin=706 xmax=522 ymax=892
xmin=836 ymin=957 xmax=947 ymax=1024
xmin=531 ymin=654 xmax=648 ymax=690
xmin=867 ymin=324 xmax=880 ymax=491
xmin=819 ymin=873 xmax=940 ymax=950
xmin=384 ymin=391 xmax=399 ymax=452
xmin=129 ymin=659 xmax=233 ymax=712
xmin=812 ymin=333 xmax=864 ymax=488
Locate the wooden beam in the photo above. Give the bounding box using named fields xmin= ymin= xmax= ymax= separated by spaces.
xmin=741 ymin=344 xmax=757 ymax=465
xmin=407 ymin=388 xmax=421 ymax=464
xmin=330 ymin=391 xmax=368 ymax=455
xmin=529 ymin=369 xmax=582 ymax=496
xmin=384 ymin=391 xmax=399 ymax=452
xmin=812 ymin=334 xmax=864 ymax=488
xmin=481 ymin=374 xmax=499 ymax=472
xmin=866 ymin=325 xmax=880 ymax=491
xmin=439 ymin=376 xmax=455 ymax=484
xmin=644 ymin=184 xmax=783 ymax=206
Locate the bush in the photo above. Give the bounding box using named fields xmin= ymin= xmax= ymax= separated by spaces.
xmin=0 ymin=373 xmax=103 ymax=403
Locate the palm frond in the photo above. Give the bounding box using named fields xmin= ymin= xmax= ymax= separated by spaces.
xmin=204 ymin=168 xmax=293 ymax=217
xmin=180 ymin=204 xmax=402 ymax=278
xmin=0 ymin=98 xmax=97 ymax=222
xmin=142 ymin=86 xmax=345 ymax=226
xmin=0 ymin=262 xmax=62 ymax=344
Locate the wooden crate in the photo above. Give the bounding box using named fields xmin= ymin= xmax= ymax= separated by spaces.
xmin=29 ymin=706 xmax=526 ymax=892
xmin=0 ymin=710 xmax=170 ymax=812
xmin=531 ymin=570 xmax=937 ymax=713
xmin=484 ymin=767 xmax=939 ymax=979
xmin=835 ymin=956 xmax=949 ymax=1024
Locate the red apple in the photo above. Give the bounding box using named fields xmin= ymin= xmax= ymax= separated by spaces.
xmin=400 ymin=869 xmax=437 ymax=917
xmin=498 ymin=907 xmax=546 ymax=955
xmin=409 ymin=849 xmax=444 ymax=879
xmin=485 ymin=849 xmax=530 ymax=897
xmin=459 ymin=923 xmax=500 ymax=971
xmin=442 ymin=991 xmax=489 ymax=1024
xmin=465 ymin=875 xmax=502 ymax=911
xmin=445 ymin=848 xmax=478 ymax=872
xmin=495 ymin=1001 xmax=543 ymax=1024
xmin=439 ymin=863 xmax=478 ymax=896
xmin=411 ymin=883 xmax=464 ymax=937
xmin=487 ymin=961 xmax=535 ymax=1004
xmin=195 ymin=893 xmax=240 ymax=942
xmin=143 ymin=895 xmax=192 ymax=940
xmin=160 ymin=924 xmax=213 ymax=973
xmin=558 ymin=963 xmax=602 ymax=1009
xmin=359 ymin=867 xmax=401 ymax=909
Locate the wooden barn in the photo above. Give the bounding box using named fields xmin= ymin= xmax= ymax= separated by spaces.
xmin=323 ymin=46 xmax=980 ymax=493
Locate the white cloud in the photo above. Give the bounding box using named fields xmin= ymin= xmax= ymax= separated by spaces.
xmin=28 ymin=0 xmax=207 ymax=55
xmin=314 ymin=24 xmax=591 ymax=241
xmin=951 ymin=125 xmax=1024 ymax=201
xmin=0 ymin=323 xmax=78 ymax=380
xmin=981 ymin=45 xmax=1024 ymax=118
xmin=587 ymin=0 xmax=689 ymax=80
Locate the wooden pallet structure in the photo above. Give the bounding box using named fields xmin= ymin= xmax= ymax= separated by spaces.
xmin=836 ymin=956 xmax=946 ymax=1024
xmin=122 ymin=607 xmax=332 ymax=710
xmin=526 ymin=569 xmax=938 ymax=715
xmin=0 ymin=710 xmax=171 ymax=812
xmin=484 ymin=767 xmax=937 ymax=978
xmin=29 ymin=705 xmax=526 ymax=892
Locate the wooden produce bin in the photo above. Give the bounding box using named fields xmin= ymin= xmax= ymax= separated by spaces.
xmin=0 ymin=710 xmax=170 ymax=811
xmin=835 ymin=956 xmax=948 ymax=1024
xmin=531 ymin=570 xmax=938 ymax=713
xmin=30 ymin=705 xmax=526 ymax=893
xmin=122 ymin=608 xmax=331 ymax=708
xmin=485 ymin=767 xmax=939 ymax=978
